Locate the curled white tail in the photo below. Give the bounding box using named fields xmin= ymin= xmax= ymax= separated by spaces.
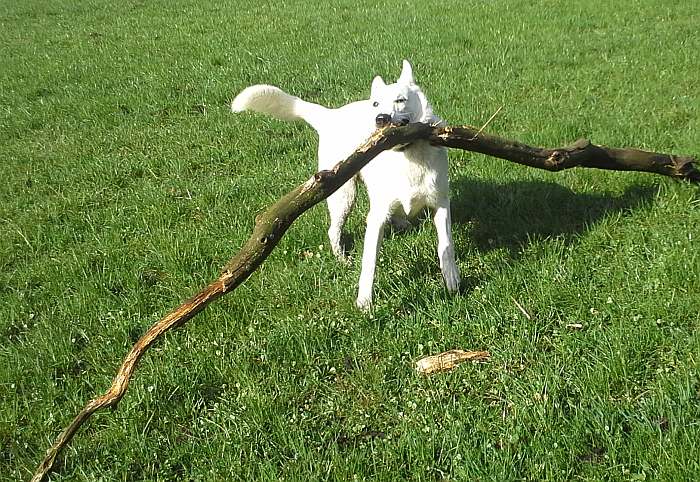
xmin=231 ymin=84 xmax=328 ymax=132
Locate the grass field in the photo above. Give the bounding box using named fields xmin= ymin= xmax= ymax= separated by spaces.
xmin=2 ymin=0 xmax=699 ymax=480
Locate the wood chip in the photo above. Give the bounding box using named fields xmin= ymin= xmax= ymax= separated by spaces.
xmin=415 ymin=349 xmax=490 ymax=374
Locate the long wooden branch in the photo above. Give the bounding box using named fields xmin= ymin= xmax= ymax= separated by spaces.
xmin=33 ymin=123 xmax=698 ymax=481
xmin=430 ymin=125 xmax=700 ymax=181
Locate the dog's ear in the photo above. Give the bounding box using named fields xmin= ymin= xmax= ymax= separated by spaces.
xmin=399 ymin=60 xmax=414 ymax=85
xmin=371 ymin=75 xmax=386 ymax=94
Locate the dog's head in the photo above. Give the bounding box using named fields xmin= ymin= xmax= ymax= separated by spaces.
xmin=370 ymin=60 xmax=439 ymax=129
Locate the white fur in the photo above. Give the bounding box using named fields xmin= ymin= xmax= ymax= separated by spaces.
xmin=232 ymin=60 xmax=460 ymax=310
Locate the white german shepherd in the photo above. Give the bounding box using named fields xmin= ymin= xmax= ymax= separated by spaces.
xmin=231 ymin=60 xmax=460 ymax=310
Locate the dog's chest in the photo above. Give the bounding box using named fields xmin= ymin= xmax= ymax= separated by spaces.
xmin=361 ymin=142 xmax=447 ymax=215
xmin=401 ymin=157 xmax=437 ymax=212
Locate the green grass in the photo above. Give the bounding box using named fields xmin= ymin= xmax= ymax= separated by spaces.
xmin=2 ymin=0 xmax=699 ymax=480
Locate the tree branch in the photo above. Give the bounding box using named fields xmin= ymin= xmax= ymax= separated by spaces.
xmin=431 ymin=125 xmax=700 ymax=182
xmin=33 ymin=122 xmax=698 ymax=481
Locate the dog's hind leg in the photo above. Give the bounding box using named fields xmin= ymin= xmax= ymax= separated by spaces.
xmin=356 ymin=208 xmax=388 ymax=311
xmin=327 ymin=177 xmax=357 ymax=261
xmin=433 ymin=199 xmax=460 ymax=293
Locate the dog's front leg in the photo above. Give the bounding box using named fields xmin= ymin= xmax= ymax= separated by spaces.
xmin=326 ymin=178 xmax=357 ymax=262
xmin=433 ymin=201 xmax=460 ymax=293
xmin=356 ymin=210 xmax=387 ymax=311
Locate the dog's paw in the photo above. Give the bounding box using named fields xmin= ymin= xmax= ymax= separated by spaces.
xmin=335 ymin=253 xmax=352 ymax=266
xmin=443 ymin=267 xmax=461 ymax=294
xmin=356 ymin=295 xmax=372 ymax=312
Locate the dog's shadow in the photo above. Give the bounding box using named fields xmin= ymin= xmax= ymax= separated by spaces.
xmin=450 ymin=177 xmax=655 ymax=255
xmin=385 ymin=177 xmax=656 ymax=301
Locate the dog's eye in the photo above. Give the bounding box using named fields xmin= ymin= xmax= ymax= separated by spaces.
xmin=372 ymin=101 xmax=379 ymax=107
xmin=395 ymin=98 xmax=407 ymax=104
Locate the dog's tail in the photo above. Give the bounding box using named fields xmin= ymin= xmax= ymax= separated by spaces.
xmin=231 ymin=85 xmax=329 ymax=132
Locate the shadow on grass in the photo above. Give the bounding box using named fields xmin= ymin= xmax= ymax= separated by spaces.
xmin=376 ymin=177 xmax=656 ymax=310
xmin=450 ymin=177 xmax=656 ymax=256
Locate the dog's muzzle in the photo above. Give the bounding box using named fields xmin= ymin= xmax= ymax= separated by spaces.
xmin=375 ymin=114 xmax=410 ymax=128
xmin=375 ymin=114 xmax=392 ymax=128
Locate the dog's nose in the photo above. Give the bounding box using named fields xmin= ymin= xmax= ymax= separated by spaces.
xmin=375 ymin=113 xmax=392 ymax=127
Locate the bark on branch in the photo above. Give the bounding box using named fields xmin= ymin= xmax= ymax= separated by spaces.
xmin=33 ymin=123 xmax=698 ymax=481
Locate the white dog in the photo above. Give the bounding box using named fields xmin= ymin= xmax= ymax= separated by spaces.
xmin=231 ymin=60 xmax=460 ymax=309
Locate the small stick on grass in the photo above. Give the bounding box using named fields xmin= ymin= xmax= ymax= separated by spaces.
xmin=416 ymin=349 xmax=491 ymax=374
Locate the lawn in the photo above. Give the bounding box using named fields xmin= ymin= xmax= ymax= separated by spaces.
xmin=1 ymin=0 xmax=699 ymax=480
